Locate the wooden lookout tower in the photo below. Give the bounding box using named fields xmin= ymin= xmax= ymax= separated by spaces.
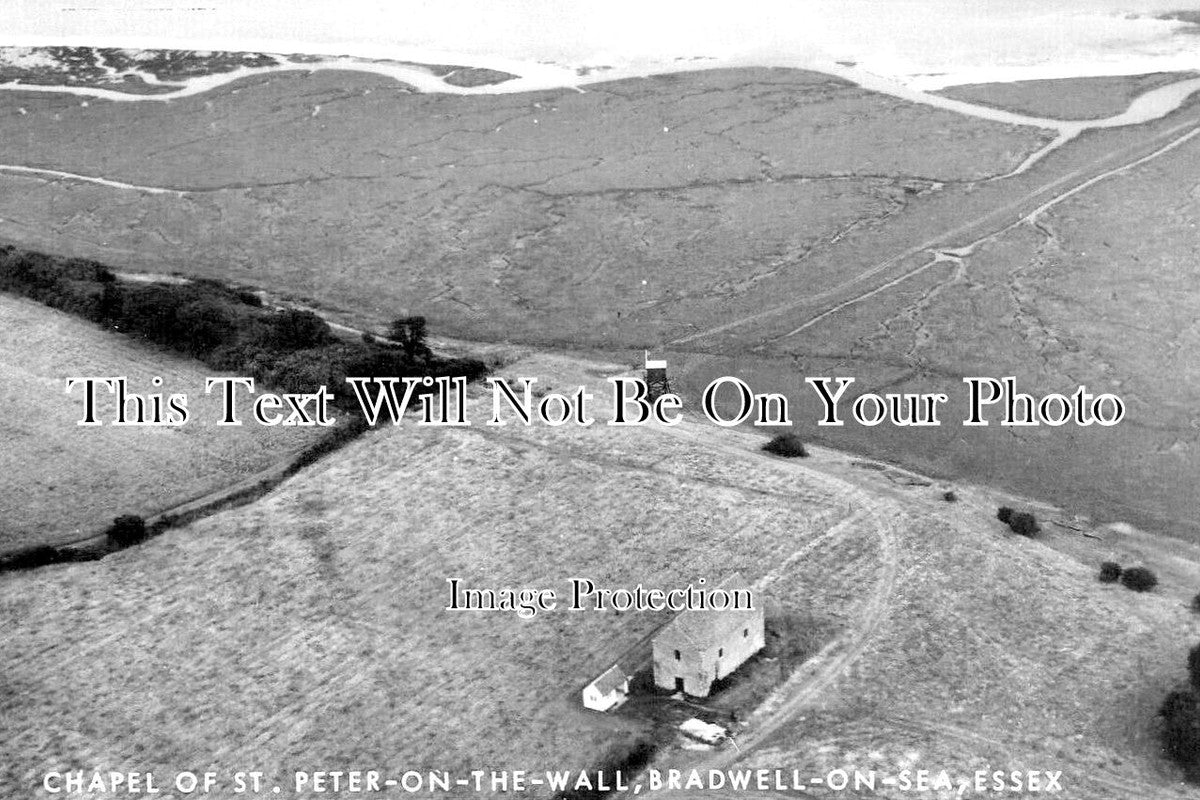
xmin=644 ymin=351 xmax=671 ymax=400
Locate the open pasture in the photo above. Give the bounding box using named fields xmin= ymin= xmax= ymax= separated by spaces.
xmin=0 ymin=352 xmax=880 ymax=797
xmin=5 ymin=351 xmax=1200 ymax=798
xmin=722 ymin=449 xmax=1200 ymax=799
xmin=0 ymin=294 xmax=320 ymax=549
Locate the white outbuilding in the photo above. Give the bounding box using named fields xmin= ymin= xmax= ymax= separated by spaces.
xmin=582 ymin=664 xmax=630 ymax=712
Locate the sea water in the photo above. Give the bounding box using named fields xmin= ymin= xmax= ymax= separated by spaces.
xmin=2 ymin=0 xmax=1199 ymax=90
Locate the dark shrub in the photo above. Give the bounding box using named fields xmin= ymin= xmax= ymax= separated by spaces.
xmin=119 ymin=284 xmax=186 ymax=344
xmin=96 ymin=281 xmax=123 ymax=323
xmin=176 ymin=299 xmax=234 ymax=356
xmin=1193 ymin=592 xmax=1200 ymax=614
xmin=439 ymin=357 xmax=490 ymax=384
xmin=234 ymin=289 xmax=263 ymax=307
xmin=59 ymin=257 xmax=114 ymax=283
xmin=1009 ymin=511 xmax=1041 ymax=537
xmin=265 ymin=348 xmax=341 ymax=395
xmin=1160 ymin=689 xmax=1200 ymax=781
xmin=558 ymin=734 xmax=659 ymax=800
xmin=995 ymin=507 xmax=1039 ymax=537
xmin=288 ymin=415 xmax=371 ymax=474
xmin=0 ymin=241 xmax=489 ymax=422
xmin=2 ymin=250 xmax=63 ymax=293
xmin=388 ymin=315 xmax=432 ymax=362
xmin=1120 ymin=566 xmax=1158 ymax=592
xmin=268 ymin=309 xmax=332 ymax=350
xmin=344 ymin=345 xmax=413 ymax=380
xmin=942 ymin=490 xmax=957 ymax=502
xmin=3 ymin=545 xmax=62 ymax=570
xmin=107 ymin=514 xmax=147 ymax=547
xmin=1190 ymin=644 xmax=1200 ymax=693
xmin=1098 ymin=561 xmax=1122 ymax=583
xmin=1163 ymin=688 xmax=1197 ymax=719
xmin=762 ymin=433 xmax=808 ymax=458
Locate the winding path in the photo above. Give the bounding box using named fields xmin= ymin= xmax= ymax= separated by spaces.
xmin=642 ymin=422 xmax=907 ymax=790
xmin=717 ymin=503 xmax=899 ymax=763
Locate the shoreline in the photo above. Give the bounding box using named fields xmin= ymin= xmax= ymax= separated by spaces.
xmin=3 ymin=0 xmax=1200 ymax=94
xmin=2 ymin=52 xmax=1199 ymax=168
xmin=1 ymin=40 xmax=1199 ymax=100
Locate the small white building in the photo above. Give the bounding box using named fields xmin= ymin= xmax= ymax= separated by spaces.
xmin=582 ymin=664 xmax=630 ymax=712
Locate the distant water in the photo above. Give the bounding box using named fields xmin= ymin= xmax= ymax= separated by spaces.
xmin=3 ymin=0 xmax=1200 ymax=89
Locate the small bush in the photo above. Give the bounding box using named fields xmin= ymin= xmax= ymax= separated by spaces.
xmin=995 ymin=506 xmax=1039 ymax=536
xmin=762 ymin=433 xmax=808 ymax=458
xmin=106 ymin=514 xmax=147 ymax=547
xmin=1009 ymin=511 xmax=1041 ymax=537
xmin=1098 ymin=562 xmax=1122 ymax=583
xmin=942 ymin=490 xmax=957 ymax=502
xmin=1192 ymin=592 xmax=1200 ymax=613
xmin=1120 ymin=566 xmax=1158 ymax=592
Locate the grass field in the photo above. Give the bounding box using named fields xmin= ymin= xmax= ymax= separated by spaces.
xmin=733 ymin=455 xmax=1200 ymax=799
xmin=0 ymin=294 xmax=321 ymax=550
xmin=0 ymin=352 xmax=872 ymax=796
xmin=4 ymin=351 xmax=1199 ymax=798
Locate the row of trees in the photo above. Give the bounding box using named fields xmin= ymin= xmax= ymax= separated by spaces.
xmin=0 ymin=244 xmax=486 ymax=409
